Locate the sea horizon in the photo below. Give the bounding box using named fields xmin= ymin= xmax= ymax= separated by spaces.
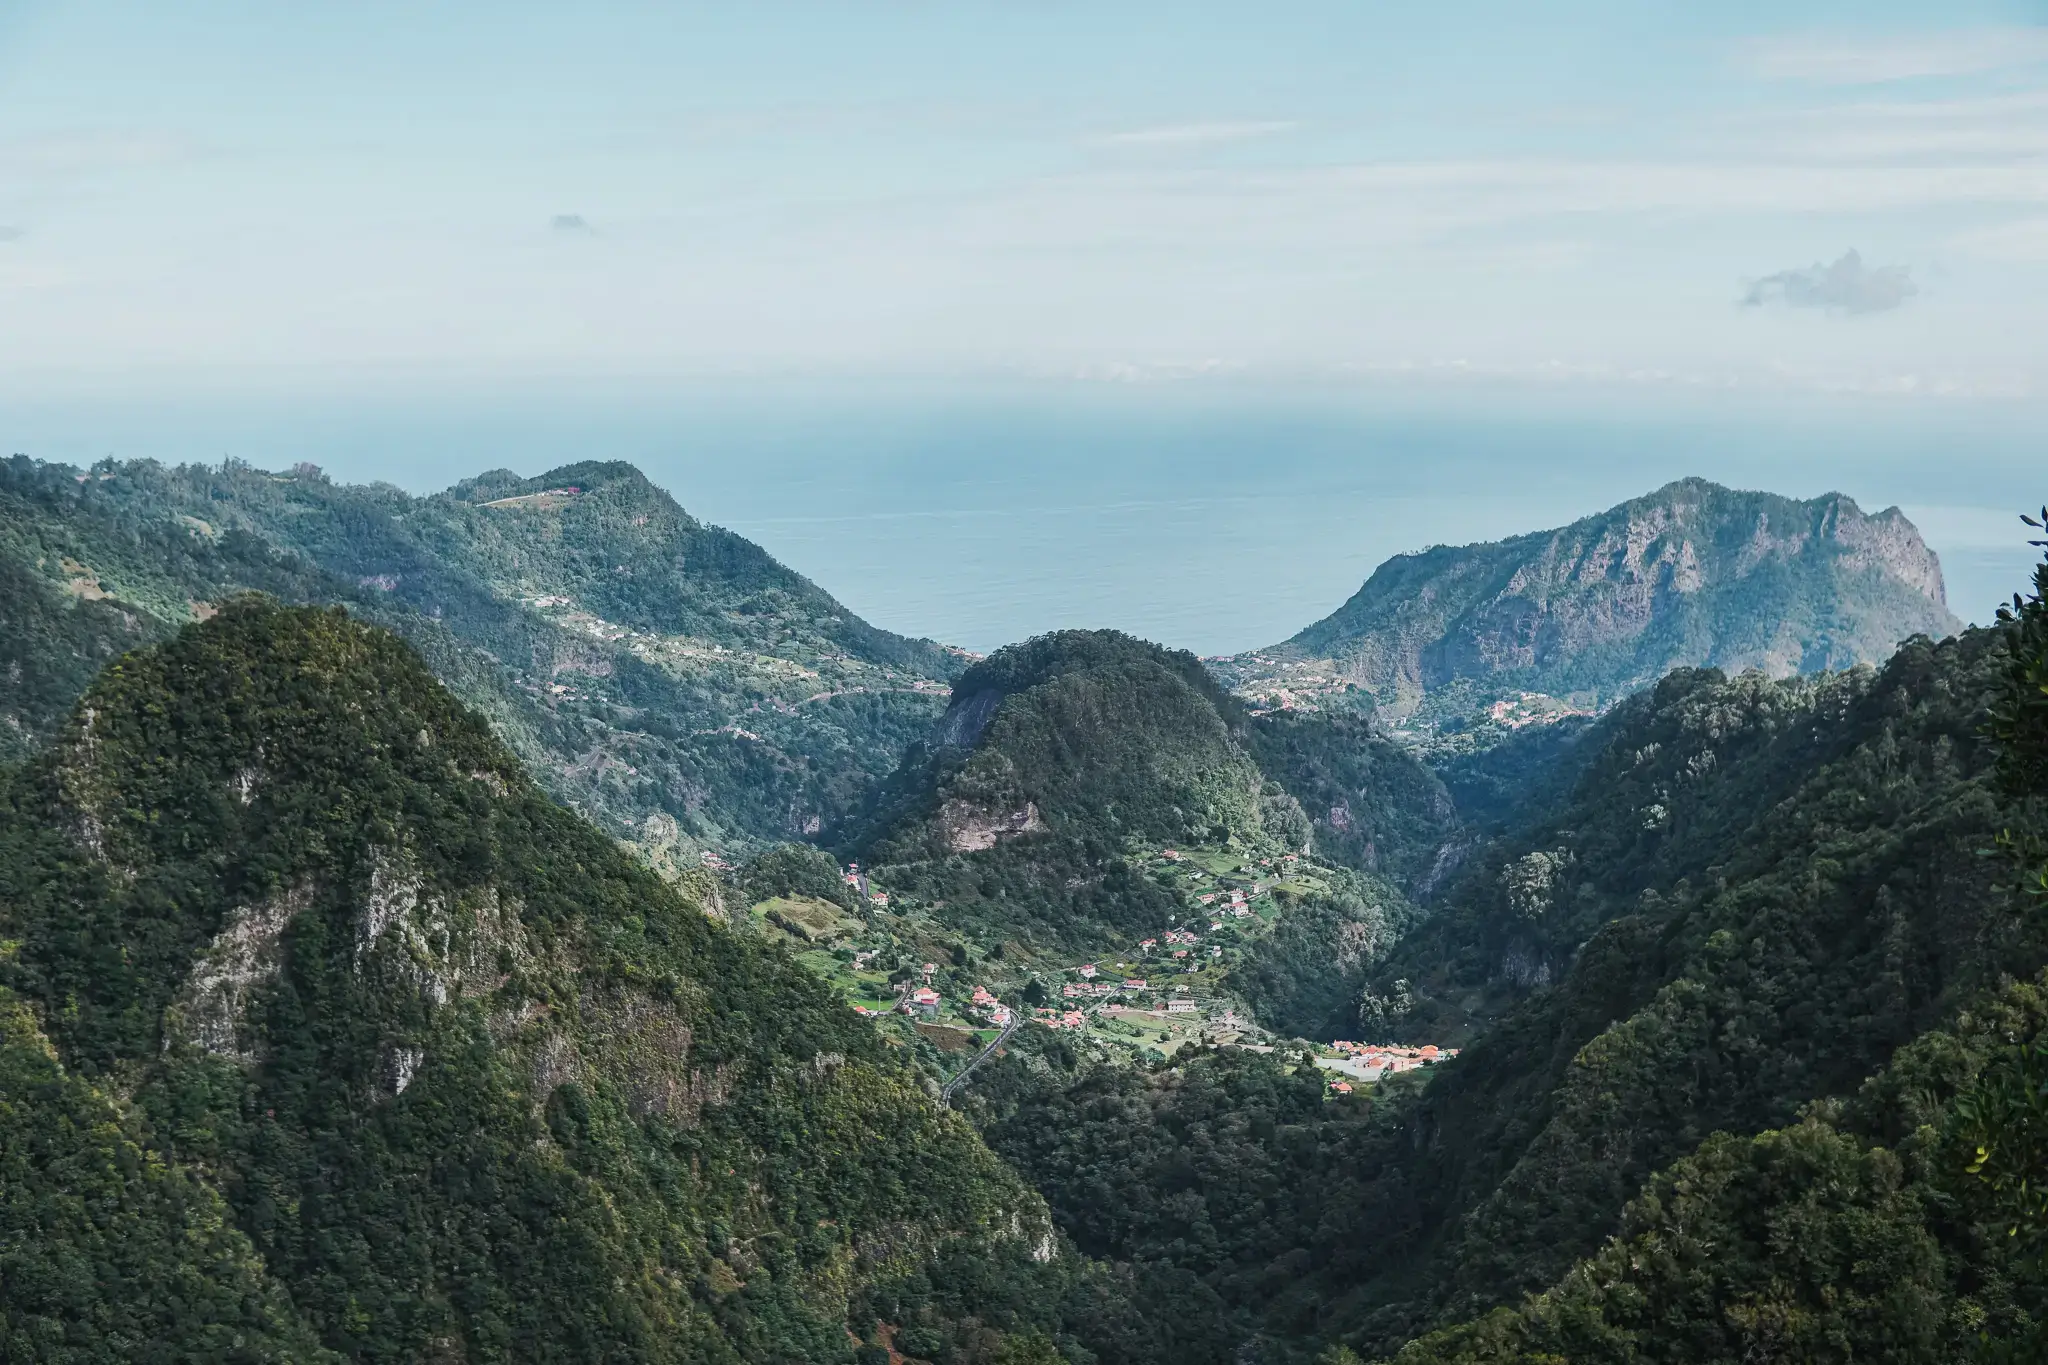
xmin=6 ymin=379 xmax=2041 ymax=656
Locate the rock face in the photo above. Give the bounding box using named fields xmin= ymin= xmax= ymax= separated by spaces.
xmin=1259 ymin=479 xmax=1960 ymax=714
xmin=939 ymin=798 xmax=1047 ymax=852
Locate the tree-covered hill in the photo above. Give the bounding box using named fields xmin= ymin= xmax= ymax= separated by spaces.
xmin=851 ymin=630 xmax=1316 ymax=949
xmin=1327 ymin=626 xmax=2043 ymax=1337
xmin=0 ymin=454 xmax=960 ymax=852
xmin=1221 ymin=478 xmax=1961 ymax=730
xmin=0 ymin=600 xmax=1054 ymax=1363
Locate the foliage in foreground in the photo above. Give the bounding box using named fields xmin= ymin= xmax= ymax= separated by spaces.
xmin=0 ymin=601 xmax=1045 ymax=1363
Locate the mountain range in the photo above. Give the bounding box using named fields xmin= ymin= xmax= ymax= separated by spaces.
xmin=3 ymin=452 xmax=2044 ymax=1365
xmin=0 ymin=455 xmax=961 ymax=857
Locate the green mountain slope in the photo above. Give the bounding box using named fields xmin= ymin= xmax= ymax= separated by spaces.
xmin=1222 ymin=478 xmax=1961 ymax=731
xmin=0 ymin=600 xmax=1049 ymax=1363
xmin=1388 ymin=977 xmax=2048 ymax=1364
xmin=853 ymin=630 xmax=1297 ymax=947
xmin=962 ymin=592 xmax=2046 ymax=1362
xmin=0 ymin=454 xmax=959 ymax=851
xmin=1345 ymin=633 xmax=2040 ymax=1334
xmin=0 ymin=991 xmax=336 ymax=1364
xmin=1245 ymin=710 xmax=1466 ymax=897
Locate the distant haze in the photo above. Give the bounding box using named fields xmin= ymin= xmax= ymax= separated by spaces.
xmin=1 ymin=6 xmax=2047 ymax=396
xmin=4 ymin=382 xmax=2039 ymax=656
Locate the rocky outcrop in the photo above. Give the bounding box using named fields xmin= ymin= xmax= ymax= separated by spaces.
xmin=1257 ymin=479 xmax=1961 ymax=714
xmin=933 ymin=688 xmax=1007 ymax=750
xmin=163 ymin=881 xmax=316 ymax=1060
xmin=939 ymin=799 xmax=1046 ymax=852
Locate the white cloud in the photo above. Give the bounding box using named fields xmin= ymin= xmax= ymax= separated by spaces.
xmin=1091 ymin=121 xmax=1298 ymax=148
xmin=1741 ymin=249 xmax=1916 ymax=314
xmin=1740 ymin=28 xmax=2048 ymax=84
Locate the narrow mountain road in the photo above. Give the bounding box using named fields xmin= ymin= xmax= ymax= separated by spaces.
xmin=940 ymin=1016 xmax=1021 ymax=1107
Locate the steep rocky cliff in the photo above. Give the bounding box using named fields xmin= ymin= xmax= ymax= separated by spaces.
xmin=1235 ymin=478 xmax=1960 ymax=721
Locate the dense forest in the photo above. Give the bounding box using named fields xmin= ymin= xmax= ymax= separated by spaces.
xmin=929 ymin=533 xmax=2048 ymax=1363
xmin=851 ymin=630 xmax=1315 ymax=949
xmin=4 ymin=461 xmax=2046 ymax=1364
xmin=0 ymin=601 xmax=1050 ymax=1363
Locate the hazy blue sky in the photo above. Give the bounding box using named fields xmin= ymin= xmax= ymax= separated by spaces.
xmin=4 ymin=2 xmax=2048 ymax=397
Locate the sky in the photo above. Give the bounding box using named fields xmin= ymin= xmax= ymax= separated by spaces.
xmin=2 ymin=4 xmax=2044 ymax=653
xmin=3 ymin=2 xmax=2048 ymax=395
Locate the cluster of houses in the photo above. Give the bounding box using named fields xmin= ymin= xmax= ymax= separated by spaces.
xmin=1032 ymin=1007 xmax=1088 ymax=1030
xmin=1065 ymin=965 xmax=1148 ymax=990
xmin=1193 ymin=890 xmax=1252 ymax=918
xmin=840 ymin=862 xmax=889 ymax=908
xmin=1329 ymin=1041 xmax=1458 ymax=1073
xmin=969 ymin=986 xmax=1014 ymax=1027
xmin=888 ymin=977 xmax=1016 ymax=1027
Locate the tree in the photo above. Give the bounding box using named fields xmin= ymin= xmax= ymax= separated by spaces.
xmin=1958 ymin=510 xmax=2048 ymax=1252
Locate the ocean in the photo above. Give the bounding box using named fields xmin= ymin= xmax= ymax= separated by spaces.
xmin=6 ymin=380 xmax=2041 ymax=655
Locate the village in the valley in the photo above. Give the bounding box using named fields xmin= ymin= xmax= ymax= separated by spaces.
xmin=740 ymin=840 xmax=1459 ymax=1097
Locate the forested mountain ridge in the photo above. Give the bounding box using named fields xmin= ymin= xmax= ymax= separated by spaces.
xmin=0 ymin=454 xmax=959 ymax=853
xmin=0 ymin=599 xmax=1059 ymax=1363
xmin=1385 ymin=544 xmax=2048 ymax=1363
xmin=11 ymin=451 xmax=2045 ymax=1364
xmin=1337 ymin=625 xmax=2041 ymax=1333
xmin=1220 ymin=478 xmax=1960 ymax=732
xmin=950 ymin=591 xmax=2048 ymax=1363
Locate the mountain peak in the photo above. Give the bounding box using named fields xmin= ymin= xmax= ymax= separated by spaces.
xmin=1252 ymin=479 xmax=1959 ymax=717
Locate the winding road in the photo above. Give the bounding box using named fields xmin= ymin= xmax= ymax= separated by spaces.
xmin=939 ymin=1015 xmax=1021 ymax=1107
